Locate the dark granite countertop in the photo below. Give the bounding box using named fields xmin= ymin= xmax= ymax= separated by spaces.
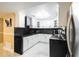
xmin=14 ymin=33 xmax=52 ymax=37
xmin=50 ymin=36 xmax=59 ymax=40
xmin=14 ymin=33 xmax=35 ymax=37
xmin=30 ymin=28 xmax=62 ymax=30
xmin=50 ymin=34 xmax=66 ymax=41
xmin=14 ymin=27 xmax=64 ymax=38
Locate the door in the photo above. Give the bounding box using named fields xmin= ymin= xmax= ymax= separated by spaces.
xmin=66 ymin=14 xmax=75 ymax=56
xmin=0 ymin=18 xmax=3 ymax=48
xmin=3 ymin=13 xmax=15 ymax=53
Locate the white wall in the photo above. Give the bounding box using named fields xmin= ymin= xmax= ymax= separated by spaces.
xmin=31 ymin=18 xmax=58 ymax=28
xmin=72 ymin=2 xmax=79 ymax=57
xmin=38 ymin=19 xmax=54 ymax=28
xmin=18 ymin=10 xmax=26 ymax=27
xmin=59 ymin=2 xmax=71 ymax=27
xmin=32 ymin=17 xmax=38 ymax=28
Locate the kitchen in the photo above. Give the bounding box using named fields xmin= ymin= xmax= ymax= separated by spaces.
xmin=14 ymin=2 xmax=68 ymax=57
xmin=0 ymin=2 xmax=75 ymax=57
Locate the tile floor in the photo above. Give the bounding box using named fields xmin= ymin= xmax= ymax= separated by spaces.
xmin=0 ymin=42 xmax=49 ymax=57
xmin=19 ymin=42 xmax=49 ymax=57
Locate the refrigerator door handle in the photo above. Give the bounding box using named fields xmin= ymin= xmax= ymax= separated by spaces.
xmin=66 ymin=14 xmax=75 ymax=57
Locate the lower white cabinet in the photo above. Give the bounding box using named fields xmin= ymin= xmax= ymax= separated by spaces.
xmin=29 ymin=39 xmax=34 ymax=47
xmin=32 ymin=34 xmax=40 ymax=42
xmin=23 ymin=35 xmax=39 ymax=52
xmin=23 ymin=37 xmax=29 ymax=52
xmin=29 ymin=35 xmax=37 ymax=48
xmin=23 ymin=34 xmax=52 ymax=52
xmin=39 ymin=34 xmax=52 ymax=42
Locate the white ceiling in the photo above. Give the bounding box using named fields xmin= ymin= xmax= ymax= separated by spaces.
xmin=0 ymin=2 xmax=47 ymax=12
xmin=27 ymin=2 xmax=58 ymax=19
xmin=0 ymin=2 xmax=58 ymax=19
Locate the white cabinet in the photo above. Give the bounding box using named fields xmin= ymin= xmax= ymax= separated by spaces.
xmin=28 ymin=36 xmax=33 ymax=48
xmin=32 ymin=34 xmax=40 ymax=42
xmin=29 ymin=38 xmax=35 ymax=47
xmin=23 ymin=34 xmax=52 ymax=52
xmin=29 ymin=35 xmax=38 ymax=48
xmin=39 ymin=34 xmax=52 ymax=42
xmin=45 ymin=34 xmax=52 ymax=42
xmin=41 ymin=34 xmax=46 ymax=42
xmin=38 ymin=34 xmax=44 ymax=42
xmin=29 ymin=34 xmax=40 ymax=47
xmin=23 ymin=34 xmax=40 ymax=52
xmin=23 ymin=37 xmax=29 ymax=52
xmin=23 ymin=36 xmax=34 ymax=52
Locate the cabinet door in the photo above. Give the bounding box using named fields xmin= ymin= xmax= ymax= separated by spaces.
xmin=29 ymin=35 xmax=38 ymax=48
xmin=28 ymin=36 xmax=34 ymax=48
xmin=39 ymin=34 xmax=52 ymax=42
xmin=29 ymin=38 xmax=36 ymax=48
xmin=33 ymin=34 xmax=40 ymax=42
xmin=38 ymin=34 xmax=44 ymax=42
xmin=44 ymin=34 xmax=52 ymax=42
xmin=23 ymin=37 xmax=29 ymax=52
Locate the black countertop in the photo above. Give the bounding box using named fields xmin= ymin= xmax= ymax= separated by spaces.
xmin=30 ymin=28 xmax=62 ymax=30
xmin=14 ymin=33 xmax=35 ymax=37
xmin=14 ymin=27 xmax=63 ymax=37
xmin=14 ymin=33 xmax=52 ymax=37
